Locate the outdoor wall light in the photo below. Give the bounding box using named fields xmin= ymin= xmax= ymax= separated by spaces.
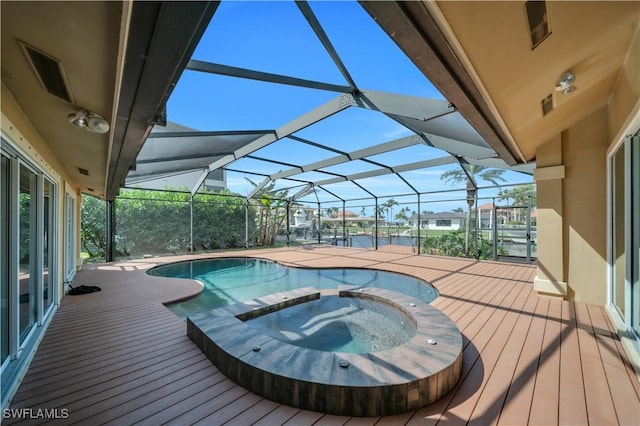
xmin=555 ymin=71 xmax=576 ymax=94
xmin=67 ymin=108 xmax=110 ymax=134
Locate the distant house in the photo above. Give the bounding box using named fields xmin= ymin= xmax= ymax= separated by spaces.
xmin=477 ymin=202 xmax=537 ymax=228
xmin=407 ymin=212 xmax=467 ymax=231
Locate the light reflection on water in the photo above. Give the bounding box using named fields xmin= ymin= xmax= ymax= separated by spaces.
xmin=149 ymin=257 xmax=437 ymax=319
xmin=246 ymin=295 xmax=416 ymax=353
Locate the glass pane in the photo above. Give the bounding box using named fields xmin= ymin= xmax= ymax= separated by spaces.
xmin=631 ymin=135 xmax=639 ymax=334
xmin=43 ymin=179 xmax=54 ymax=311
xmin=19 ymin=164 xmax=37 ymax=341
xmin=65 ymin=194 xmax=75 ymax=280
xmin=612 ymin=145 xmax=626 ymax=317
xmin=1 ymin=154 xmax=10 ymax=364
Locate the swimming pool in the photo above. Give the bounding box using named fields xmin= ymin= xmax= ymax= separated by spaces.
xmin=148 ymin=257 xmax=438 ymax=318
xmin=151 ymin=256 xmax=461 ymax=416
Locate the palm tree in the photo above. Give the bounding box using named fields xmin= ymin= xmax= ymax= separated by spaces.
xmin=498 ymin=184 xmax=536 ymax=222
xmin=441 ymin=165 xmax=506 ymax=256
xmin=383 ymin=198 xmax=399 ymax=224
xmin=326 ymin=206 xmax=339 ymax=218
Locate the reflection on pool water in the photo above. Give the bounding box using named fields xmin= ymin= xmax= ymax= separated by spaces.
xmin=148 ymin=257 xmax=438 ymax=319
xmin=244 ymin=295 xmax=416 ymax=353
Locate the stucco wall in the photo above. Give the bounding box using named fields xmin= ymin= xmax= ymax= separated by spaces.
xmin=608 ymin=27 xmax=640 ymax=146
xmin=562 ymin=107 xmax=609 ymax=304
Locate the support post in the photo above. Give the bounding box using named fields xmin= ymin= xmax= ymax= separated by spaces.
xmin=374 ymin=197 xmax=378 ymax=250
xmin=245 ymin=200 xmax=249 ymax=249
xmin=286 ymin=200 xmax=291 ymax=247
xmin=106 ymin=199 xmax=116 ymax=262
xmin=526 ymin=195 xmax=532 ymax=263
xmin=416 ymin=194 xmax=421 ymax=255
xmin=317 ymin=202 xmax=321 ymax=244
xmin=342 ymin=200 xmax=346 ymax=246
xmin=190 ymin=193 xmax=194 ymax=253
xmin=492 ymin=197 xmax=498 ymax=260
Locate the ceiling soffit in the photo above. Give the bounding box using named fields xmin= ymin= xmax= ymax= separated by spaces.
xmin=359 ymin=0 xmax=526 ymax=166
xmin=366 ymin=0 xmax=640 ymax=162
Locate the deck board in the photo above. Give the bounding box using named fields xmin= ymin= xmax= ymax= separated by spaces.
xmin=558 ymin=301 xmax=589 ymax=426
xmin=496 ymin=297 xmax=549 ymax=425
xmin=575 ymin=302 xmax=619 ymax=425
xmin=528 ymin=298 xmax=562 ymax=425
xmin=4 ymin=246 xmax=638 ymax=425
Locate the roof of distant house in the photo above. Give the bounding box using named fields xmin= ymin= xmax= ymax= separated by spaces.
xmin=409 ymin=212 xmax=467 ymax=220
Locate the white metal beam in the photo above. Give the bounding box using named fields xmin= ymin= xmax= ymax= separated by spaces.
xmin=357 ymin=90 xmax=454 ymax=121
xmin=426 ymin=133 xmax=496 ymax=159
xmin=296 ymin=1 xmax=358 ymax=90
xmin=292 ymin=184 xmax=313 ymax=200
xmin=190 ymin=93 xmax=357 ymax=195
xmin=267 ymin=134 xmax=423 ymax=182
xmin=187 ymin=59 xmax=353 ymax=93
xmin=312 ymin=156 xmax=456 ymax=186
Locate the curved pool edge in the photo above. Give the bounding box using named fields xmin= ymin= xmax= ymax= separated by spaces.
xmin=147 ymin=255 xmax=441 ymax=310
xmin=187 ymin=285 xmax=462 ymax=417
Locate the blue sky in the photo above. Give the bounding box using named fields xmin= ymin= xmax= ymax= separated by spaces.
xmin=166 ymin=0 xmax=533 ymax=214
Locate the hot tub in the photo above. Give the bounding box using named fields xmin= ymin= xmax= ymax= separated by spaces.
xmin=187 ymin=285 xmax=463 ymax=417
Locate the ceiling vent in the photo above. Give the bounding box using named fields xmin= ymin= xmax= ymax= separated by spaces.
xmin=78 ymin=167 xmax=89 ymax=176
xmin=541 ymin=94 xmax=554 ymax=116
xmin=20 ymin=42 xmax=73 ymax=103
xmin=525 ymin=1 xmax=551 ymax=49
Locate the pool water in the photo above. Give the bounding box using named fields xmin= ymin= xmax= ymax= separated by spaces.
xmin=148 ymin=257 xmax=438 ymax=319
xmin=244 ymin=295 xmax=416 ymax=353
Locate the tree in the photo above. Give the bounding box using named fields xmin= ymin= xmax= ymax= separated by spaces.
xmin=452 ymin=207 xmax=464 ymax=213
xmin=383 ymin=198 xmax=398 ymax=224
xmin=394 ymin=206 xmax=411 ymax=224
xmin=360 ymin=206 xmax=366 ymax=217
xmin=326 ymin=206 xmax=339 ymax=218
xmin=245 ymin=178 xmax=289 ymax=246
xmin=85 ymin=188 xmax=254 ymax=258
xmin=441 ymin=165 xmax=506 ymax=256
xmin=497 ymin=184 xmax=536 ymax=222
xmin=81 ymin=195 xmax=107 ymax=259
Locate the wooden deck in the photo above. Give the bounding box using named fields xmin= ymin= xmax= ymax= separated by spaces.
xmin=5 ymin=246 xmax=640 ymax=425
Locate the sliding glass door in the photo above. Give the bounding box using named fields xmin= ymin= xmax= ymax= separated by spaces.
xmin=610 ymin=132 xmax=639 ymax=338
xmin=612 ymin=144 xmax=626 ymax=317
xmin=1 ymin=154 xmax=9 ymax=366
xmin=631 ymin=135 xmax=639 ymax=335
xmin=1 ymin=139 xmax=58 ymax=405
xmin=19 ymin=164 xmax=37 ymax=342
xmin=43 ymin=178 xmax=54 ymax=314
xmin=64 ymin=193 xmax=76 ymax=281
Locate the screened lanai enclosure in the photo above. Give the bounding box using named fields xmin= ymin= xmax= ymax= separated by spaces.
xmin=94 ymin=1 xmax=536 ymax=264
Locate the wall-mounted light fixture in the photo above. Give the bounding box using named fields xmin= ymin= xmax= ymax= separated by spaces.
xmin=67 ymin=109 xmax=110 ymax=134
xmin=555 ymin=71 xmax=576 ymax=95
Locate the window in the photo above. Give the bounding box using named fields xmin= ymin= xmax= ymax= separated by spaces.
xmin=43 ymin=178 xmax=54 ymax=313
xmin=610 ymin=132 xmax=640 ymax=338
xmin=612 ymin=144 xmax=625 ymax=317
xmin=19 ymin=164 xmax=37 ymax=342
xmin=64 ymin=193 xmax=76 ymax=281
xmin=1 ymin=154 xmax=9 ymax=365
xmin=436 ymin=219 xmax=451 ymax=227
xmin=1 ymin=138 xmax=58 ymax=406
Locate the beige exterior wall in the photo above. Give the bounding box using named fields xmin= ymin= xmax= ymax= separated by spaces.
xmin=534 ymin=136 xmax=567 ymax=297
xmin=1 ymin=82 xmax=82 ymax=302
xmin=562 ymin=107 xmax=610 ymax=304
xmin=534 ymin=25 xmax=640 ymax=305
xmin=608 ymin=27 xmax=640 ymax=147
